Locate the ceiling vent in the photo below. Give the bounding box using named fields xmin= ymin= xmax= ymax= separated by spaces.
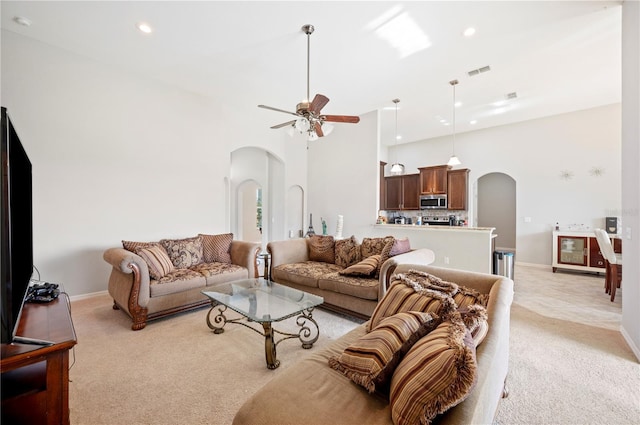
xmin=506 ymin=92 xmax=518 ymax=100
xmin=467 ymin=65 xmax=491 ymax=77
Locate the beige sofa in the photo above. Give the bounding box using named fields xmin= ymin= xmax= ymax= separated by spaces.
xmin=267 ymin=236 xmax=436 ymax=319
xmin=234 ymin=264 xmax=514 ymax=425
xmin=103 ymin=234 xmax=261 ymax=330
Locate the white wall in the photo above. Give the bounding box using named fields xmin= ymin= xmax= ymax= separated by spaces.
xmin=307 ymin=110 xmax=379 ymax=240
xmin=620 ymin=0 xmax=639 ymax=360
xmin=391 ymin=104 xmax=621 ymax=266
xmin=0 ymin=31 xmax=299 ymax=296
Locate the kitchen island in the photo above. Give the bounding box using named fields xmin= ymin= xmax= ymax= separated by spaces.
xmin=370 ymin=224 xmax=496 ymax=274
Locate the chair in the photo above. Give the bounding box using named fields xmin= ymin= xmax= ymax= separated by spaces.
xmin=594 ymin=229 xmax=622 ymax=302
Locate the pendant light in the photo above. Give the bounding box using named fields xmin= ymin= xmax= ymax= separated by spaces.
xmin=390 ymin=98 xmax=404 ymax=174
xmin=447 ymin=80 xmax=462 ymax=166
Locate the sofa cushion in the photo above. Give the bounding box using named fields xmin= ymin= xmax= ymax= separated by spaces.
xmin=389 ymin=319 xmax=477 ymax=425
xmin=334 ymin=236 xmax=361 ymax=268
xmin=307 ymin=235 xmax=335 ymax=264
xmin=318 ymin=272 xmax=380 ymax=301
xmin=329 ymin=311 xmax=440 ymax=394
xmin=339 ymin=255 xmax=380 ymax=277
xmin=361 ymin=236 xmax=395 ymax=259
xmin=191 ymin=262 xmax=249 ymax=286
xmin=199 ymin=233 xmax=233 ymax=264
xmin=160 ymin=236 xmax=204 ymax=269
xmin=272 ymin=261 xmax=343 ymax=288
xmin=377 ymin=237 xmax=398 ymax=278
xmin=135 ymin=245 xmax=175 ymax=280
xmin=367 ymin=274 xmax=457 ymax=332
xmin=150 ymin=268 xmax=206 ymax=297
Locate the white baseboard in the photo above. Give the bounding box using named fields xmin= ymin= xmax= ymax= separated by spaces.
xmin=515 ymin=261 xmax=551 ymax=270
xmin=620 ymin=325 xmax=640 ymax=363
xmin=69 ymin=290 xmax=108 ymax=302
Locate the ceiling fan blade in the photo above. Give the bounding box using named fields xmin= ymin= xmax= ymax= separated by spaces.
xmin=309 ymin=94 xmax=330 ymax=114
xmin=314 ymin=121 xmax=324 ymax=137
xmin=271 ymin=120 xmax=296 ymax=129
xmin=322 ymin=115 xmax=360 ymax=124
xmin=258 ymin=104 xmax=300 ymax=117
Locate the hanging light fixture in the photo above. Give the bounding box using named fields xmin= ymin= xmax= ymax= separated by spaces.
xmin=447 ymin=79 xmax=462 ymax=166
xmin=390 ymin=98 xmax=404 ymax=174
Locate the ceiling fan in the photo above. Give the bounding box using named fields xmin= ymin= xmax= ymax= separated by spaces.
xmin=258 ymin=24 xmax=360 ymax=141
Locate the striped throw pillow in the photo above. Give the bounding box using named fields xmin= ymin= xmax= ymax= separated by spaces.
xmin=136 ymin=245 xmax=175 ymax=280
xmin=367 ymin=279 xmax=456 ymax=332
xmin=199 ymin=233 xmax=233 ymax=264
xmin=329 ymin=311 xmax=440 ymax=394
xmin=339 ymin=255 xmax=380 ymax=276
xmin=390 ymin=319 xmax=477 ymax=425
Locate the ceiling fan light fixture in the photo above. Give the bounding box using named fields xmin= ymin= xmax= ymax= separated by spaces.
xmin=294 ymin=117 xmax=310 ymax=133
xmin=307 ymin=131 xmax=319 ymax=142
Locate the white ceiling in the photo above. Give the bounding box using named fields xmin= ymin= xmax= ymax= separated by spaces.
xmin=0 ymin=1 xmax=622 ymax=146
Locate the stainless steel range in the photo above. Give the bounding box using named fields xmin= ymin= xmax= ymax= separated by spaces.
xmin=422 ymin=216 xmax=451 ymax=226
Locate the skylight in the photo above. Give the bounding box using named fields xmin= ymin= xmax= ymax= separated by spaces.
xmin=367 ymin=6 xmax=431 ymax=58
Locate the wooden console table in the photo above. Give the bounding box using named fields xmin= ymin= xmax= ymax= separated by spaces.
xmin=1 ymin=293 xmax=77 ymax=425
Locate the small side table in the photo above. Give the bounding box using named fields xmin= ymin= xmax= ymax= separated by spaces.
xmin=258 ymin=252 xmax=271 ymax=280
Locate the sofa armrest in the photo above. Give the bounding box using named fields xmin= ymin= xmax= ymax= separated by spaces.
xmin=267 ymin=238 xmax=309 ymax=268
xmin=230 ymin=240 xmax=262 ymax=278
xmin=378 ymin=248 xmax=436 ymax=300
xmin=103 ymin=247 xmax=151 ymax=330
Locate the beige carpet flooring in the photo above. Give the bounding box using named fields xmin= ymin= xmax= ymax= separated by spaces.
xmin=67 ymin=265 xmax=639 ymax=424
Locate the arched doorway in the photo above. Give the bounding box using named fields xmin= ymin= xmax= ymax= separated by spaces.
xmin=476 ymin=172 xmax=517 ymax=253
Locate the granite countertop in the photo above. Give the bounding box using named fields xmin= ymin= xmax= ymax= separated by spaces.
xmin=374 ymin=223 xmax=496 ymax=232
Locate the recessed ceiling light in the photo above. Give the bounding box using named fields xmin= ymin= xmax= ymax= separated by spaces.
xmin=13 ymin=16 xmax=32 ymax=27
xmin=454 ymin=101 xmax=462 ymax=108
xmin=470 ymin=120 xmax=477 ymax=125
xmin=136 ymin=22 xmax=153 ymax=34
xmin=463 ymin=27 xmax=476 ymax=37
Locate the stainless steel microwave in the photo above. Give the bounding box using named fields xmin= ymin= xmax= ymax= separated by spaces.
xmin=420 ymin=194 xmax=447 ymax=209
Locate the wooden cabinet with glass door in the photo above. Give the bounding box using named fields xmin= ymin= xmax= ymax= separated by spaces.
xmin=551 ymin=231 xmax=619 ymax=274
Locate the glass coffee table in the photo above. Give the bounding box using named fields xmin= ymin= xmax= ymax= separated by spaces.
xmin=202 ymin=278 xmax=324 ymax=369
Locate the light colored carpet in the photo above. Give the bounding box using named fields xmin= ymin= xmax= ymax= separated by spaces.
xmin=68 ymin=265 xmax=639 ymax=424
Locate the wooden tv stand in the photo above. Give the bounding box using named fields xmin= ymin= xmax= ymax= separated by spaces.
xmin=1 ymin=293 xmax=77 ymax=425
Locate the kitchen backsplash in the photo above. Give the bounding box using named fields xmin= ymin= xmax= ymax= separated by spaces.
xmin=379 ymin=210 xmax=469 ymax=226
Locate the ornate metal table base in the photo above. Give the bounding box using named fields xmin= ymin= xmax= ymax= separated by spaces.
xmin=205 ymin=303 xmax=320 ymax=369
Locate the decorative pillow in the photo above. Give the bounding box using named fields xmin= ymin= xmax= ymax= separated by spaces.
xmin=160 ymin=236 xmax=204 ymax=269
xmin=453 ymin=285 xmax=489 ymax=309
xmin=367 ymin=274 xmax=457 ymax=332
xmin=307 ymin=235 xmax=335 ymax=264
xmin=458 ymin=305 xmax=489 ymax=347
xmin=329 ymin=311 xmax=441 ymax=394
xmin=334 ymin=236 xmax=361 ymax=268
xmin=361 ymin=236 xmax=395 ymax=259
xmin=389 ymin=319 xmax=477 ymax=425
xmin=389 ymin=238 xmax=411 ymax=257
xmin=199 ymin=233 xmax=233 ymax=264
xmin=404 ymin=269 xmax=489 ymax=308
xmin=122 ymin=240 xmax=158 ymax=252
xmin=339 ymin=255 xmax=380 ymax=276
xmin=135 ymin=245 xmax=174 ymax=280
xmin=377 ymin=237 xmax=398 ymax=278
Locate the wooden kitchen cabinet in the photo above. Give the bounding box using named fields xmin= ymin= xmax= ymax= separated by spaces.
xmin=384 ymin=174 xmax=419 ymax=210
xmin=419 ymin=165 xmax=449 ymax=194
xmin=447 ymin=168 xmax=469 ymax=210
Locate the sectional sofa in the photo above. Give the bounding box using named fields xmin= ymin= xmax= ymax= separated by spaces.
xmin=234 ymin=264 xmax=514 ymax=425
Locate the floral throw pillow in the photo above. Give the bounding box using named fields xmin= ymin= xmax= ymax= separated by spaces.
xmin=160 ymin=236 xmax=204 ymax=269
xmin=307 ymin=235 xmax=335 ymax=264
xmin=334 ymin=236 xmax=361 ymax=268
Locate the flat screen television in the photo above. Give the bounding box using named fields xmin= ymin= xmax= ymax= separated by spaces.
xmin=1 ymin=106 xmax=34 ymax=344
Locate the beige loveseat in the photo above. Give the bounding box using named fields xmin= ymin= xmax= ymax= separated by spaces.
xmin=103 ymin=233 xmax=260 ymax=330
xmin=267 ymin=236 xmax=436 ymax=319
xmin=234 ymin=264 xmax=514 ymax=425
